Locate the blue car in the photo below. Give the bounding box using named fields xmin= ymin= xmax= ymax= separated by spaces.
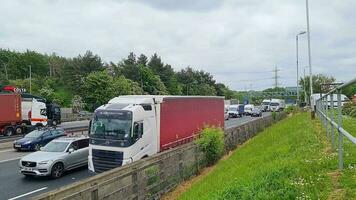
xmin=13 ymin=128 xmax=66 ymax=151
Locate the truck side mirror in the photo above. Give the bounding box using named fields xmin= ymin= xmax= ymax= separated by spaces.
xmin=88 ymin=120 xmax=92 ymax=134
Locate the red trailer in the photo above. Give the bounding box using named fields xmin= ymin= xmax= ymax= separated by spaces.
xmin=159 ymin=96 xmax=224 ymax=151
xmin=0 ymin=94 xmax=23 ymax=136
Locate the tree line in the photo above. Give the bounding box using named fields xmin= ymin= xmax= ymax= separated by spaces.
xmin=0 ymin=49 xmax=234 ymax=110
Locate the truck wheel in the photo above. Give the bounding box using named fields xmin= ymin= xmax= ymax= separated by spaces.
xmin=4 ymin=127 xmax=14 ymax=136
xmin=52 ymin=120 xmax=57 ymax=126
xmin=15 ymin=127 xmax=23 ymax=135
xmin=51 ymin=163 xmax=64 ymax=178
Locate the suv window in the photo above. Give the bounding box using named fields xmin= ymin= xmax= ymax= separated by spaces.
xmin=77 ymin=139 xmax=89 ymax=149
xmin=69 ymin=141 xmax=79 ymax=150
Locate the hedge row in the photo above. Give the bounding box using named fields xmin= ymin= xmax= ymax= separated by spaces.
xmin=342 ymin=102 xmax=356 ymax=117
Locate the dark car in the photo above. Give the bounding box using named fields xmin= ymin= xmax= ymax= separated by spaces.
xmin=251 ymin=108 xmax=262 ymax=117
xmin=13 ymin=128 xmax=66 ymax=151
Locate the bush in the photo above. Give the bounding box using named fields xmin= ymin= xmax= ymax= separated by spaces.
xmin=342 ymin=102 xmax=356 ymax=117
xmin=196 ymin=127 xmax=225 ymax=166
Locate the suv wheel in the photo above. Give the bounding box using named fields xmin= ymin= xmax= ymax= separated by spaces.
xmin=51 ymin=163 xmax=64 ymax=178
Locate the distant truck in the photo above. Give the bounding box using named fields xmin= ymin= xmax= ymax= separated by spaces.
xmin=0 ymin=93 xmax=61 ymax=136
xmin=2 ymin=86 xmax=61 ymax=126
xmin=261 ymin=99 xmax=271 ymax=112
xmin=244 ymin=104 xmax=255 ymax=115
xmin=310 ymin=93 xmax=349 ymax=111
xmin=88 ymin=95 xmax=224 ymax=173
xmin=270 ymin=99 xmax=286 ymax=112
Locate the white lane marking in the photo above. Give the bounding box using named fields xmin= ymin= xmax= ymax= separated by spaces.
xmin=0 ymin=149 xmax=14 ymax=153
xmin=8 ymin=187 xmax=48 ymax=200
xmin=0 ymin=157 xmax=22 ymax=164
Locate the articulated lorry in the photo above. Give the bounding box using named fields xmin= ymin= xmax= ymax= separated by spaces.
xmin=0 ymin=93 xmax=61 ymax=136
xmin=88 ymin=95 xmax=224 ymax=173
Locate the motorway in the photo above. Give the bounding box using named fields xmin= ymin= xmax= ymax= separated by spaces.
xmin=0 ymin=114 xmax=269 ymax=200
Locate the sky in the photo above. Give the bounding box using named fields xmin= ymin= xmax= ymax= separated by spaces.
xmin=1 ymin=0 xmax=355 ymax=91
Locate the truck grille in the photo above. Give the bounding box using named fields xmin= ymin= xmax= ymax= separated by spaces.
xmin=92 ymin=149 xmax=123 ymax=173
xmin=21 ymin=161 xmax=36 ymax=167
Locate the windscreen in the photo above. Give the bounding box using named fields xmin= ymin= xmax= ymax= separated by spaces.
xmin=229 ymin=107 xmax=237 ymax=111
xmin=42 ymin=141 xmax=69 ymax=152
xmin=90 ymin=110 xmax=133 ymax=145
xmin=25 ymin=130 xmax=44 ymax=138
xmin=270 ymin=102 xmax=279 ymax=106
xmin=262 ymin=102 xmax=270 ymax=105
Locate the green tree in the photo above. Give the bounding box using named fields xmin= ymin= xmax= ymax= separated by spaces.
xmin=299 ymin=74 xmax=336 ymax=102
xmin=177 ymin=67 xmax=217 ymax=96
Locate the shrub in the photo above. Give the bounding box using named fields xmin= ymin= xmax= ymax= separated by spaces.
xmin=196 ymin=127 xmax=225 ymax=166
xmin=342 ymin=102 xmax=356 ymax=117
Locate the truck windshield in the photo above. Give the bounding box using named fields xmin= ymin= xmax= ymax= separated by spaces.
xmin=270 ymin=103 xmax=279 ymax=106
xmin=90 ymin=110 xmax=133 ymax=141
xmin=229 ymin=107 xmax=237 ymax=111
xmin=262 ymin=102 xmax=270 ymax=105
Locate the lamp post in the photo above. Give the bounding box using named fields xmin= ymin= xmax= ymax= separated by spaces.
xmin=303 ymin=66 xmax=309 ymax=104
xmin=305 ymin=0 xmax=313 ymax=111
xmin=296 ymin=31 xmax=306 ymax=105
xmin=29 ymin=65 xmax=32 ymax=94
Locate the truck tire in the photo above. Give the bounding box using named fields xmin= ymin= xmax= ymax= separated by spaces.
xmin=52 ymin=120 xmax=57 ymax=126
xmin=4 ymin=127 xmax=14 ymax=136
xmin=15 ymin=126 xmax=23 ymax=135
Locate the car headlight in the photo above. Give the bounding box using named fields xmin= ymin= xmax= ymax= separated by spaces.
xmin=38 ymin=160 xmax=53 ymax=165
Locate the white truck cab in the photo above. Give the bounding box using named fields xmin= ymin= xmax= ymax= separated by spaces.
xmin=88 ymin=96 xmax=160 ymax=173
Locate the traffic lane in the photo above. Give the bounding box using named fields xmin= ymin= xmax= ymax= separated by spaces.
xmin=225 ymin=112 xmax=271 ymax=129
xmin=59 ymin=120 xmax=90 ymax=129
xmin=0 ymin=149 xmax=30 ymax=163
xmin=0 ymin=159 xmax=93 ymax=200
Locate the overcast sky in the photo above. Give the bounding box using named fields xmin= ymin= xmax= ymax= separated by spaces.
xmin=1 ymin=0 xmax=355 ymax=91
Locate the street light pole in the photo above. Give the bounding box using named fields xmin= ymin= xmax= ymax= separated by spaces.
xmin=29 ymin=65 xmax=32 ymax=94
xmin=306 ymin=0 xmax=313 ymax=109
xmin=296 ymin=31 xmax=306 ymax=106
xmin=304 ymin=66 xmax=308 ymax=103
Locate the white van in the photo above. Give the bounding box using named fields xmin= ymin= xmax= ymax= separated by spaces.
xmin=244 ymin=104 xmax=255 ymax=115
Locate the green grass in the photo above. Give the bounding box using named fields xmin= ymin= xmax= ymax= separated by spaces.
xmin=177 ymin=112 xmax=356 ymax=200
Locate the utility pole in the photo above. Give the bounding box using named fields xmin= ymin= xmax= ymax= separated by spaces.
xmin=306 ymin=0 xmax=314 ymax=109
xmin=4 ymin=63 xmax=8 ymax=80
xmin=273 ymin=66 xmax=280 ymax=89
xmin=29 ymin=65 xmax=32 ymax=94
xmin=296 ymin=31 xmax=306 ymax=105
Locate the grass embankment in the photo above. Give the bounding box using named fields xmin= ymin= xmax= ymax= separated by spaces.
xmin=175 ymin=112 xmax=355 ymax=200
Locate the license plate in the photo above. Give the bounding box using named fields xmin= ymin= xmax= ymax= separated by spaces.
xmin=15 ymin=144 xmax=21 ymax=148
xmin=24 ymin=167 xmax=33 ymax=171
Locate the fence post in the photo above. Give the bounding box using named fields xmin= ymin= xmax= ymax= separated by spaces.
xmin=330 ymin=93 xmax=335 ymax=150
xmin=337 ymin=89 xmax=343 ymax=170
xmin=325 ymin=95 xmax=330 ymax=137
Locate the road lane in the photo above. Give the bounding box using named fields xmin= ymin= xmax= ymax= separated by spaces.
xmin=225 ymin=112 xmax=271 ymax=129
xmin=0 ymin=159 xmax=93 ymax=200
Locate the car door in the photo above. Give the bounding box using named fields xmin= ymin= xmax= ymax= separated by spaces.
xmin=41 ymin=131 xmax=53 ymax=146
xmin=76 ymin=139 xmax=89 ymax=166
xmin=64 ymin=141 xmax=82 ymax=169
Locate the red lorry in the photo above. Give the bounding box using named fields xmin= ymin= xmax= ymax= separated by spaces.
xmin=88 ymin=95 xmax=224 ymax=172
xmin=0 ymin=94 xmax=24 ymax=136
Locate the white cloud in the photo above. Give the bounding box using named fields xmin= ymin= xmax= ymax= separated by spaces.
xmin=0 ymin=0 xmax=355 ymax=90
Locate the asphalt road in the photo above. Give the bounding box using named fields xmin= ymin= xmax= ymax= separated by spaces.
xmin=0 ymin=159 xmax=92 ymax=200
xmin=225 ymin=112 xmax=271 ymax=129
xmin=0 ymin=114 xmax=270 ymax=200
